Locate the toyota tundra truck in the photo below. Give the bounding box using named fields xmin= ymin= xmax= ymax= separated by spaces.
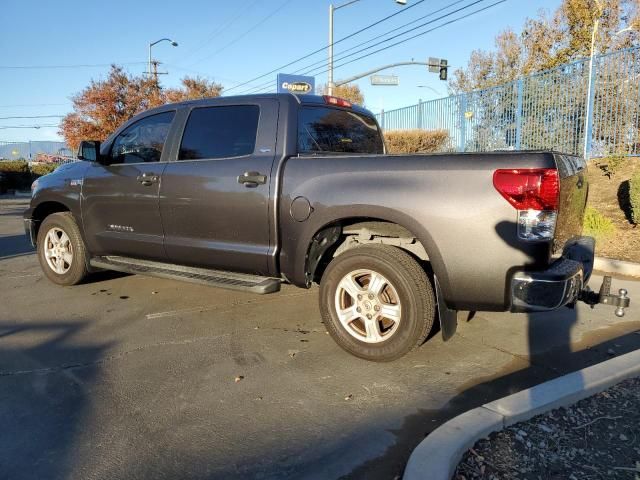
xmin=24 ymin=93 xmax=630 ymax=361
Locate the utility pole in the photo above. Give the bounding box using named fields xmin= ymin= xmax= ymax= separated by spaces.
xmin=150 ymin=60 xmax=169 ymax=86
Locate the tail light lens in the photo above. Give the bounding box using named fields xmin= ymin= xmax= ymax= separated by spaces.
xmin=493 ymin=168 xmax=559 ymax=210
xmin=493 ymin=168 xmax=560 ymax=241
xmin=323 ymin=95 xmax=352 ymax=108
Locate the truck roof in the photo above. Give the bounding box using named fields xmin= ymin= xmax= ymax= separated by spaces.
xmin=150 ymin=93 xmax=375 ymax=117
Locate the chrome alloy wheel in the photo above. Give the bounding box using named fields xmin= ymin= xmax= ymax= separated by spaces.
xmin=334 ymin=269 xmax=402 ymax=343
xmin=43 ymin=227 xmax=73 ymax=275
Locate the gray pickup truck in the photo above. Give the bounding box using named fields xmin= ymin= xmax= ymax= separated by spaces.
xmin=24 ymin=93 xmax=630 ymax=361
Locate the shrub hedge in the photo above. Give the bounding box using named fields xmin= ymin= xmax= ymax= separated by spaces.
xmin=0 ymin=160 xmax=29 ymax=174
xmin=583 ymin=206 xmax=615 ymax=239
xmin=0 ymin=160 xmax=60 ymax=191
xmin=630 ymin=171 xmax=640 ymax=225
xmin=383 ymin=129 xmax=449 ymax=154
xmin=29 ymin=163 xmax=59 ymax=177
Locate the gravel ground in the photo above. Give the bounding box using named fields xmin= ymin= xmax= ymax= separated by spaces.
xmin=454 ymin=376 xmax=640 ymax=480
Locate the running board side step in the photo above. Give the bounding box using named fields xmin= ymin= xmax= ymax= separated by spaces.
xmin=90 ymin=256 xmax=281 ymax=294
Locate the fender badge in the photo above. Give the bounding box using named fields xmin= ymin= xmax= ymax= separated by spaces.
xmin=69 ymin=179 xmax=83 ymax=186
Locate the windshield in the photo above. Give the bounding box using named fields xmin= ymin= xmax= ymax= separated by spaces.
xmin=297 ymin=106 xmax=384 ymax=154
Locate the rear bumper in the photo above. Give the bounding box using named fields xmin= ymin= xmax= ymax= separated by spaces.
xmin=510 ymin=236 xmax=594 ymax=312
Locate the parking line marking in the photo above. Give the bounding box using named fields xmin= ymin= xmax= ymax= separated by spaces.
xmin=146 ymin=306 xmax=210 ymax=319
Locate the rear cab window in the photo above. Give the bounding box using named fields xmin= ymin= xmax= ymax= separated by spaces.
xmin=297 ymin=106 xmax=384 ymax=155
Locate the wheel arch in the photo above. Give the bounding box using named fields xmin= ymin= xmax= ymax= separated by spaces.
xmin=31 ymin=200 xmax=72 ymax=239
xmin=301 ymin=212 xmax=449 ymax=295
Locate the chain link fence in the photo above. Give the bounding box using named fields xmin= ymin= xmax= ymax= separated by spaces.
xmin=376 ymin=46 xmax=640 ymax=159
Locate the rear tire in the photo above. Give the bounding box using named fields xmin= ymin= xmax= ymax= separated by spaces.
xmin=37 ymin=212 xmax=89 ymax=286
xmin=319 ymin=245 xmax=435 ymax=362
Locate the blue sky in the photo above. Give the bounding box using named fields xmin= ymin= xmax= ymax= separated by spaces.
xmin=1 ymin=0 xmax=561 ymax=142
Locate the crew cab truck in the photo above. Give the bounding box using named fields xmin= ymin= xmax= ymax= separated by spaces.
xmin=25 ymin=93 xmax=630 ymax=361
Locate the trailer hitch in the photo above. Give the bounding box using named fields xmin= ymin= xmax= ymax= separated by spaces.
xmin=578 ymin=275 xmax=631 ymax=317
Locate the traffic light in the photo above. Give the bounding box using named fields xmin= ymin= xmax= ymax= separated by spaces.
xmin=439 ymin=59 xmax=448 ymax=81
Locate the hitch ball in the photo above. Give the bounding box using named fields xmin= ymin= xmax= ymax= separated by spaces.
xmin=615 ymin=289 xmax=629 ymax=318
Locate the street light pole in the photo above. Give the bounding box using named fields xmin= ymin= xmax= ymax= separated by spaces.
xmin=328 ymin=3 xmax=334 ymax=96
xmin=583 ymin=0 xmax=602 ymax=159
xmin=327 ymin=1 xmax=408 ymax=96
xmin=148 ymin=38 xmax=179 ymax=83
xmin=328 ymin=0 xmax=360 ymax=96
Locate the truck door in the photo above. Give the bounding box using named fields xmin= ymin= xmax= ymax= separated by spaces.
xmin=81 ymin=110 xmax=176 ymax=260
xmin=159 ymin=99 xmax=278 ymax=276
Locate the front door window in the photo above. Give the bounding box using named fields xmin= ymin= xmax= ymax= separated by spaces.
xmin=110 ymin=111 xmax=175 ymax=164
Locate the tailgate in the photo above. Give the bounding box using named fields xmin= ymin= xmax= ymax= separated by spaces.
xmin=553 ymin=153 xmax=588 ymax=255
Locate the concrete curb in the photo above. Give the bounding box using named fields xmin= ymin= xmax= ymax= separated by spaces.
xmin=594 ymin=256 xmax=640 ymax=278
xmin=403 ymin=348 xmax=640 ymax=480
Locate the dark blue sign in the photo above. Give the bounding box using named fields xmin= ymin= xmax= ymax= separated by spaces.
xmin=277 ymin=73 xmax=315 ymax=95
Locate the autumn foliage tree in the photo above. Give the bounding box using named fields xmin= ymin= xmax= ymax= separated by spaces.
xmin=319 ymin=83 xmax=365 ymax=105
xmin=450 ymin=0 xmax=640 ymax=93
xmin=60 ymin=65 xmax=223 ymax=150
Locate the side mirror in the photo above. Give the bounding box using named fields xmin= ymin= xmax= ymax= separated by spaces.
xmin=77 ymin=140 xmax=101 ymax=162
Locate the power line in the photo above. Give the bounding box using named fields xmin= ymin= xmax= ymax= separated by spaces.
xmin=238 ymin=0 xmax=473 ymax=94
xmin=223 ymin=0 xmax=427 ymax=94
xmin=0 ymin=115 xmax=64 ymax=120
xmin=0 ymin=124 xmax=59 ymax=129
xmin=299 ymin=0 xmax=492 ymax=77
xmin=0 ymin=62 xmax=146 ymax=70
xmin=306 ymin=0 xmax=506 ymax=80
xmin=163 ymin=64 xmax=245 ymax=86
xmin=249 ymin=0 xmax=506 ymax=94
xmin=240 ymin=0 xmax=490 ymax=94
xmin=188 ymin=0 xmax=295 ymax=66
xmin=177 ymin=0 xmax=263 ymax=63
xmin=0 ymin=103 xmax=70 ymax=108
xmin=283 ymin=0 xmax=472 ymax=85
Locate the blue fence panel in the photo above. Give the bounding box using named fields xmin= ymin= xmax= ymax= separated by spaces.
xmin=376 ymin=46 xmax=640 ymax=159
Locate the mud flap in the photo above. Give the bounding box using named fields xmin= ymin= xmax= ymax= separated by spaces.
xmin=435 ymin=276 xmax=457 ymax=341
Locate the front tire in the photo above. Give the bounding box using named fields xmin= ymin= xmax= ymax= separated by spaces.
xmin=319 ymin=245 xmax=436 ymax=362
xmin=37 ymin=212 xmax=89 ymax=286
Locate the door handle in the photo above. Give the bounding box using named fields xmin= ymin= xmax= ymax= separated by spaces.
xmin=136 ymin=174 xmax=159 ymax=186
xmin=237 ymin=171 xmax=267 ymax=187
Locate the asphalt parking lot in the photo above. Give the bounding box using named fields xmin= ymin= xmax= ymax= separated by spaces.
xmin=1 ymin=197 xmax=639 ymax=480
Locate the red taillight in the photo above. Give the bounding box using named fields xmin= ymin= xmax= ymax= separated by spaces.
xmin=323 ymin=95 xmax=352 ymax=108
xmin=493 ymin=168 xmax=559 ymax=210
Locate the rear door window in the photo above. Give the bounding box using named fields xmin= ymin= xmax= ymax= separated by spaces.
xmin=298 ymin=106 xmax=384 ymax=154
xmin=179 ymin=105 xmax=260 ymax=160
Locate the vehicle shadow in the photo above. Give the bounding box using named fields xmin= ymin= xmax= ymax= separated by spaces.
xmin=345 ymin=305 xmax=640 ymax=480
xmin=0 ymin=320 xmax=111 ymax=480
xmin=0 ymin=234 xmax=35 ymax=258
xmin=343 ymin=221 xmax=621 ymax=479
